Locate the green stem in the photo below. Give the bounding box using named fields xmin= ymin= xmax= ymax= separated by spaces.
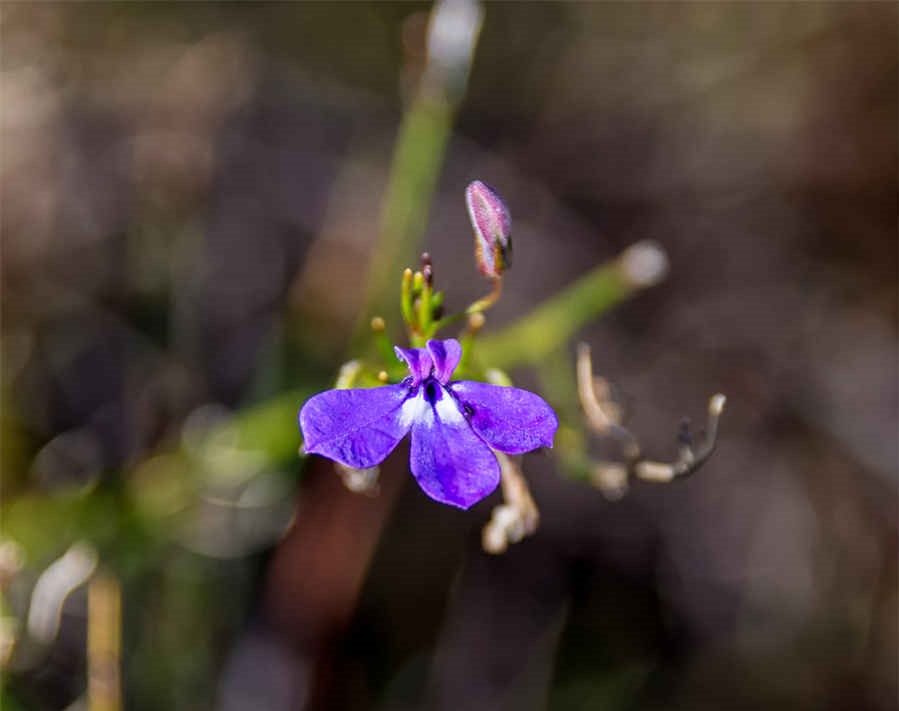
xmin=466 ymin=277 xmax=503 ymax=315
xmin=431 ymin=310 xmax=466 ymax=333
xmin=417 ymin=279 xmax=433 ymax=337
xmin=477 ymin=260 xmax=636 ymax=370
xmin=432 ymin=278 xmax=503 ymax=334
xmin=400 ymin=268 xmax=415 ymax=328
xmin=352 ymin=95 xmax=454 ymax=349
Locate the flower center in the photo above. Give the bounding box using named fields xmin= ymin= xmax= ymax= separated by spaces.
xmin=423 ymin=378 xmax=441 ymax=404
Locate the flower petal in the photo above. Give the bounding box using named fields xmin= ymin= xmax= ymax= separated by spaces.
xmin=299 ymin=384 xmax=412 ymax=468
xmin=408 ymin=385 xmax=500 ymax=509
xmin=426 ymin=338 xmax=462 ymax=384
xmin=449 ymin=381 xmax=558 ymax=454
xmin=465 ymin=180 xmax=512 ymax=278
xmin=394 ymin=346 xmax=432 ymax=386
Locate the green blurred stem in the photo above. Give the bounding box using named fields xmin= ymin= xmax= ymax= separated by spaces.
xmin=400 ymin=268 xmax=415 ymax=328
xmin=353 ymin=95 xmax=454 ymax=349
xmin=535 ymin=346 xmax=585 ymax=426
xmin=534 ymin=349 xmax=592 ymax=481
xmin=477 ymin=260 xmax=637 ymax=370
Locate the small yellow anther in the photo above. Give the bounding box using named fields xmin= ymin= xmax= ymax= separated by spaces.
xmin=371 ymin=316 xmax=385 ymax=332
xmin=377 ymin=370 xmax=389 ymax=383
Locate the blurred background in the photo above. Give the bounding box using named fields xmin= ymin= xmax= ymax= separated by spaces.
xmin=1 ymin=2 xmax=896 ymax=710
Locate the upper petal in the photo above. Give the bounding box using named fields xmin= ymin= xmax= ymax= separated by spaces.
xmin=394 ymin=346 xmax=432 ymax=386
xmin=408 ymin=385 xmax=500 ymax=509
xmin=449 ymin=381 xmax=558 ymax=454
xmin=426 ymin=338 xmax=462 ymax=385
xmin=299 ymin=383 xmax=412 ymax=469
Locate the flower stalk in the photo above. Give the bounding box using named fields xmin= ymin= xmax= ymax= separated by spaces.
xmin=353 ymin=1 xmax=483 ymax=350
xmin=575 ymin=342 xmax=726 ymax=499
xmin=482 ymin=452 xmax=540 ymax=554
xmin=477 ymin=241 xmax=668 ymax=370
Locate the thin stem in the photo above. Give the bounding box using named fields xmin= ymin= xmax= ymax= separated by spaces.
xmin=466 ymin=277 xmax=503 ymax=315
xmin=417 ymin=278 xmax=433 ymax=337
xmin=576 ymin=343 xmax=640 ymax=460
xmin=479 ymin=241 xmax=668 ymax=370
xmin=482 ymin=453 xmax=539 ymax=554
xmin=400 ymin=268 xmax=415 ymax=328
xmin=431 ymin=278 xmax=503 ymax=334
xmin=351 ymin=95 xmax=454 ymax=350
xmin=575 ymin=342 xmax=726 ymax=495
xmin=478 ymin=261 xmax=630 ymax=369
xmin=88 ymin=571 xmax=121 ymax=711
xmin=430 ymin=310 xmax=466 ymax=333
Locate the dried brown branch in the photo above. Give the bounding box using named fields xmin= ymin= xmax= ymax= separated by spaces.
xmin=482 ymin=452 xmax=540 ymax=554
xmin=577 ymin=342 xmax=726 ymax=498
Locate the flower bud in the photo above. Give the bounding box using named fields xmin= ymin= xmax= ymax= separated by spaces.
xmin=465 ymin=180 xmax=512 ymax=278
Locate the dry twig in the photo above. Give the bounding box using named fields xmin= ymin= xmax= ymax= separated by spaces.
xmin=576 ymin=342 xmax=726 ymax=498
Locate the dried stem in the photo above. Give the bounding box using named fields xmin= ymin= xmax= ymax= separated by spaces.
xmin=576 ymin=342 xmax=726 ymax=497
xmin=482 ymin=452 xmax=539 ymax=554
xmin=576 ymin=343 xmax=640 ymax=460
xmin=88 ymin=571 xmax=121 ymax=711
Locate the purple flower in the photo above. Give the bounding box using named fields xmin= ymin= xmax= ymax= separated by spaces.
xmin=299 ymin=338 xmax=558 ymax=509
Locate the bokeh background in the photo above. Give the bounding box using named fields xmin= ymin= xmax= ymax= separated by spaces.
xmin=1 ymin=2 xmax=896 ymax=710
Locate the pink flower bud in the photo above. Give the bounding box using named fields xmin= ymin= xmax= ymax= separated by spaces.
xmin=465 ymin=180 xmax=512 ymax=278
